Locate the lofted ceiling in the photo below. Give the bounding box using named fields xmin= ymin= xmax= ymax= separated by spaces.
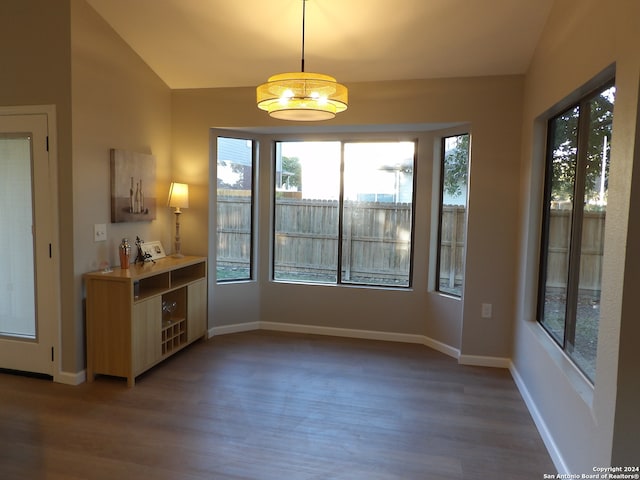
xmin=86 ymin=0 xmax=555 ymax=90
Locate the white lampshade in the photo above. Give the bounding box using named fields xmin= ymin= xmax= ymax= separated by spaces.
xmin=255 ymin=1 xmax=348 ymax=122
xmin=257 ymin=72 xmax=348 ymax=121
xmin=168 ymin=182 xmax=189 ymax=209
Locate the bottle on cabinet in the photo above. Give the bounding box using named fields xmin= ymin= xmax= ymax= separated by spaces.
xmin=134 ymin=181 xmax=141 ymax=214
xmin=119 ymin=238 xmax=131 ymax=269
xmin=139 ymin=179 xmax=145 ymax=213
xmin=129 ymin=177 xmax=134 ymax=213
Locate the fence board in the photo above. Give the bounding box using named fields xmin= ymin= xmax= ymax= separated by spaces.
xmin=545 ymin=209 xmax=605 ymax=290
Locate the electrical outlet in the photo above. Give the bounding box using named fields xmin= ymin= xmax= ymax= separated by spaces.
xmin=481 ymin=303 xmax=492 ymax=319
xmin=94 ymin=223 xmax=107 ymax=242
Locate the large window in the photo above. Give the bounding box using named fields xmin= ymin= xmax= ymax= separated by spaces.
xmin=273 ymin=140 xmax=416 ymax=287
xmin=538 ymin=81 xmax=615 ymax=382
xmin=436 ymin=133 xmax=470 ymax=297
xmin=216 ymin=136 xmax=254 ymax=281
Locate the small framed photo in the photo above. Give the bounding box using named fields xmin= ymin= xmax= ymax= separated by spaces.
xmin=140 ymin=240 xmax=166 ymax=260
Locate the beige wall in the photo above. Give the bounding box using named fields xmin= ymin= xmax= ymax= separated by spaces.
xmin=172 ymin=76 xmax=524 ymax=358
xmin=0 ymin=0 xmax=74 ymax=373
xmin=514 ymin=0 xmax=639 ymax=471
xmin=70 ymin=0 xmax=172 ymax=371
xmin=0 ymin=0 xmax=173 ymax=377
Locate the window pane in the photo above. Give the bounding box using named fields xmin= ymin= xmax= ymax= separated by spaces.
xmin=342 ymin=142 xmax=415 ymax=286
xmin=0 ymin=135 xmax=36 ymax=338
xmin=541 ymin=107 xmax=579 ymax=344
xmin=569 ymin=86 xmax=615 ymax=379
xmin=216 ymin=137 xmax=253 ymax=281
xmin=538 ymin=81 xmax=615 ymax=383
xmin=273 ymin=141 xmax=341 ymax=283
xmin=438 ymin=134 xmax=470 ymax=296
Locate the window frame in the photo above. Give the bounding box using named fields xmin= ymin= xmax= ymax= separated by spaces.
xmin=435 ymin=132 xmax=471 ymax=298
xmin=536 ymin=77 xmax=615 ymax=382
xmin=214 ymin=133 xmax=257 ymax=283
xmin=271 ymin=136 xmax=418 ymax=289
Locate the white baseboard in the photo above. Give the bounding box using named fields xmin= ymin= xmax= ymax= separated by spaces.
xmin=55 ymin=369 xmax=86 ymax=386
xmin=210 ymin=322 xmax=517 ymax=370
xmin=261 ymin=320 xmax=428 ymax=344
xmin=209 ymin=321 xmax=260 ymax=338
xmin=510 ymin=363 xmax=568 ymax=474
xmin=211 ymin=322 xmax=527 ymax=372
xmin=211 ymin=321 xmax=461 ymax=361
xmin=458 ymin=354 xmax=511 ymax=368
xmin=211 ymin=322 xmax=515 ymax=370
xmin=422 ymin=335 xmax=461 ymax=359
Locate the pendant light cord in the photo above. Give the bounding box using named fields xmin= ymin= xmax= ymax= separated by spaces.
xmin=300 ymin=0 xmax=306 ymax=72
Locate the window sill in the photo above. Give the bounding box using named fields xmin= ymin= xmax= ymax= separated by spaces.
xmin=434 ymin=291 xmax=462 ymax=301
xmin=529 ymin=321 xmax=595 ymax=410
xmin=270 ymin=279 xmax=413 ymax=292
xmin=217 ymin=279 xmax=255 ymax=285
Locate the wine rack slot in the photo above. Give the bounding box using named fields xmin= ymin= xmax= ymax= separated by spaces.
xmin=161 ymin=287 xmax=187 ymax=355
xmin=161 ymin=318 xmax=187 ymax=355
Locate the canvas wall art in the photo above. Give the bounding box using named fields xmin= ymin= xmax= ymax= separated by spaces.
xmin=110 ymin=149 xmax=157 ymax=223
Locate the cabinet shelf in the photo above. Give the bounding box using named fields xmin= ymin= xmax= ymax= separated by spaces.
xmin=84 ymin=256 xmax=207 ymax=387
xmin=135 ymin=272 xmax=170 ymax=300
xmin=171 ymin=262 xmax=206 ymax=288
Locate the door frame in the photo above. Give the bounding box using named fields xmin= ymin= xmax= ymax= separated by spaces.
xmin=0 ymin=104 xmax=61 ymax=382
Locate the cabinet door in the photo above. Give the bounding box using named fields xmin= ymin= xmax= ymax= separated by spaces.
xmin=187 ymin=279 xmax=207 ymax=343
xmin=132 ymin=296 xmax=162 ymax=374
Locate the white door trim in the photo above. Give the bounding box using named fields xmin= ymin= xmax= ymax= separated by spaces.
xmin=0 ymin=104 xmax=61 ymax=382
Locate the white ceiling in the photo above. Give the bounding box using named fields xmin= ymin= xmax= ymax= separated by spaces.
xmin=86 ymin=0 xmax=555 ymax=90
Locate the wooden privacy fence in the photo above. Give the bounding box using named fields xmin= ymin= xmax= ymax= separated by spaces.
xmin=218 ymin=197 xmax=414 ymax=283
xmin=439 ymin=206 xmax=466 ymax=291
xmin=273 ymin=199 xmax=412 ymax=284
xmin=437 ymin=207 xmax=605 ymax=292
xmin=217 ymin=196 xmax=253 ymax=270
xmin=217 ymin=197 xmax=606 ymax=290
xmin=545 ymin=209 xmax=605 ymax=291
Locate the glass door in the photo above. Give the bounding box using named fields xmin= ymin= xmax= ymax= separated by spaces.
xmin=0 ymin=112 xmax=55 ymax=376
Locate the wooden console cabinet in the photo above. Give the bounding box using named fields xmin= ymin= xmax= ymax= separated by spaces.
xmin=84 ymin=256 xmax=207 ymax=386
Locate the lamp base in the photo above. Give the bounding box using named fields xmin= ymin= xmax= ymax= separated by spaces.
xmin=173 ymin=210 xmax=184 ymax=258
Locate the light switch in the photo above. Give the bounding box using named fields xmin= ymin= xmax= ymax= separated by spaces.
xmin=481 ymin=303 xmax=492 ymax=319
xmin=94 ymin=223 xmax=107 ymax=242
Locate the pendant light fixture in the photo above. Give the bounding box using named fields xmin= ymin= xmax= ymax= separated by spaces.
xmin=256 ymin=0 xmax=348 ymax=121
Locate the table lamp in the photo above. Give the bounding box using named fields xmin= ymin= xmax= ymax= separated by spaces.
xmin=167 ymin=182 xmax=189 ymax=257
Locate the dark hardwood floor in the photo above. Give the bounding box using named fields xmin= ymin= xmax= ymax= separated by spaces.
xmin=0 ymin=331 xmax=554 ymax=479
